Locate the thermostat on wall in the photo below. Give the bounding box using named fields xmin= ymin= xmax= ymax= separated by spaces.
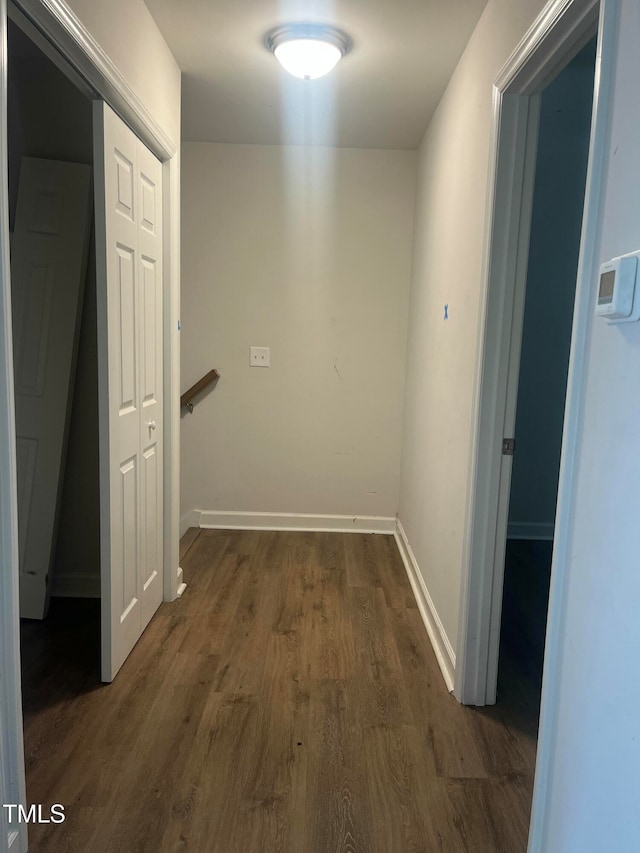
xmin=596 ymin=253 xmax=640 ymax=323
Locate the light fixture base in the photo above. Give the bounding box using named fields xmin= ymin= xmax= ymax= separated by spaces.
xmin=266 ymin=23 xmax=351 ymax=79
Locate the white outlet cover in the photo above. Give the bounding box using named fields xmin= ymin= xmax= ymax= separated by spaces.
xmin=250 ymin=346 xmax=270 ymax=367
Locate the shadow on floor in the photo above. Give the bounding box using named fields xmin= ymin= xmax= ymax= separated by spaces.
xmin=483 ymin=538 xmax=553 ymax=739
xmin=20 ymin=597 xmax=103 ymax=716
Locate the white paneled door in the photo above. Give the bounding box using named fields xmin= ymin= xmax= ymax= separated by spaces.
xmin=94 ymin=102 xmax=163 ymax=682
xmin=12 ymin=158 xmax=92 ymax=620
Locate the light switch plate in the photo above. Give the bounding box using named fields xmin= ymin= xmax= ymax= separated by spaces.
xmin=250 ymin=346 xmax=270 ymax=367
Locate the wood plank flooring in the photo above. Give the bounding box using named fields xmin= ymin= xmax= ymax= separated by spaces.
xmin=21 ymin=530 xmax=539 ymax=852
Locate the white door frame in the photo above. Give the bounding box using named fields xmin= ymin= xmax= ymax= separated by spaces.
xmin=0 ymin=1 xmax=181 ymax=847
xmin=455 ymin=0 xmax=615 ymax=705
xmin=0 ymin=4 xmax=27 ymax=849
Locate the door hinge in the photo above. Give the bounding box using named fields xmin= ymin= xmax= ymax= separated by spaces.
xmin=502 ymin=438 xmax=516 ymax=456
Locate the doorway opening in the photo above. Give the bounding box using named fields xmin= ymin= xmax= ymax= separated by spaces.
xmin=455 ymin=3 xmax=620 ymax=840
xmin=9 ymin=0 xmax=169 ymax=699
xmin=456 ymin=0 xmax=616 ymax=710
xmin=497 ymin=37 xmax=597 ymax=719
xmin=8 ymin=11 xmax=103 ymax=690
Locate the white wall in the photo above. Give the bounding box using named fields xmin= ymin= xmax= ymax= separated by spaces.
xmin=398 ymin=0 xmax=550 ymax=649
xmin=536 ymin=1 xmax=640 ymax=848
xmin=66 ymin=0 xmax=180 ymax=147
xmin=508 ymin=41 xmax=595 ymax=539
xmin=180 ymin=142 xmax=416 ymax=522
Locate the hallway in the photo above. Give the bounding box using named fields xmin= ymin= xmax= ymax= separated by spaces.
xmin=22 ymin=530 xmax=537 ymax=851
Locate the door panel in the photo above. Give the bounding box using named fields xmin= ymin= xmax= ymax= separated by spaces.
xmin=14 ymin=263 xmax=54 ymax=394
xmin=11 ymin=157 xmax=92 ymax=619
xmin=142 ymin=444 xmax=159 ymax=592
xmin=137 ymin=139 xmax=163 ymax=631
xmin=116 ymin=247 xmax=137 ymax=412
xmin=141 ymin=259 xmax=158 ymax=404
xmin=94 ymin=101 xmax=163 ymax=681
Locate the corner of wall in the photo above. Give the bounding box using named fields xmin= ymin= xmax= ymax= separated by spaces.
xmin=393 ymin=518 xmax=456 ymax=691
xmin=180 ymin=509 xmax=201 ymax=538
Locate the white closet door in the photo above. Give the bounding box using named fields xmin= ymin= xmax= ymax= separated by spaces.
xmin=94 ymin=101 xmax=163 ymax=682
xmin=11 ymin=157 xmax=92 ymax=620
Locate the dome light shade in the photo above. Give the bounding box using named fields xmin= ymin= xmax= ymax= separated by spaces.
xmin=267 ymin=24 xmax=350 ymax=80
xmin=274 ymin=39 xmax=341 ymax=80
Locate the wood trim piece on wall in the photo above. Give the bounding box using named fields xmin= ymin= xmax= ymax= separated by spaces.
xmin=484 ymin=93 xmax=542 ymax=706
xmin=162 ymin=152 xmax=181 ymax=602
xmin=394 ymin=520 xmax=456 ymax=692
xmin=497 ymin=0 xmax=600 ymax=94
xmin=193 ymin=510 xmax=397 ymax=535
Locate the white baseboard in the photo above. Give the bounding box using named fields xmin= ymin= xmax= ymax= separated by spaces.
xmin=50 ymin=572 xmax=100 ymax=599
xmin=180 ymin=509 xmax=201 ymax=537
xmin=194 ymin=510 xmax=397 ymax=535
xmin=507 ymin=521 xmax=554 ymax=540
xmin=394 ymin=519 xmax=456 ymax=692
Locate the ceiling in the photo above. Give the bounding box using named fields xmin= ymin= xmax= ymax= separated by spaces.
xmin=144 ymin=0 xmax=488 ymax=150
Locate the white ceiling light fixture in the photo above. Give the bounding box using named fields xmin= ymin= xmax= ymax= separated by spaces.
xmin=266 ymin=24 xmax=351 ymax=80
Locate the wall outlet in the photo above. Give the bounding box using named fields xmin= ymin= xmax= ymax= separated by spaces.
xmin=250 ymin=346 xmax=270 ymax=367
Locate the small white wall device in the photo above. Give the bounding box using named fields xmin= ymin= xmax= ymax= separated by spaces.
xmin=596 ymin=252 xmax=640 ymax=323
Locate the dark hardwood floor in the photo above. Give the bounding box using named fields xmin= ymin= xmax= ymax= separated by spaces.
xmin=21 ymin=530 xmax=539 ymax=852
